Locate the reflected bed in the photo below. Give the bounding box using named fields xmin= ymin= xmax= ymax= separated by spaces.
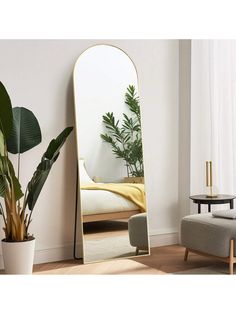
xmin=81 ymin=189 xmax=140 ymax=222
xmin=79 ymin=159 xmax=142 ymax=222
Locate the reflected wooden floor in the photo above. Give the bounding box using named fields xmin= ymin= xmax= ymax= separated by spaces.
xmin=83 ymin=220 xmax=139 ymax=262
xmin=32 ymin=245 xmax=223 ymax=275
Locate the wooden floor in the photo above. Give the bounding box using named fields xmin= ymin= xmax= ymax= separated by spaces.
xmin=31 ymin=245 xmax=225 ymax=275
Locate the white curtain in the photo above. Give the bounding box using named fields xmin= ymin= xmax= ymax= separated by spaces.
xmin=191 ymin=40 xmax=236 ymax=200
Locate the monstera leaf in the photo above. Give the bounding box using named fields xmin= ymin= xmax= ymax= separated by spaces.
xmin=26 ymin=127 xmax=73 ymax=211
xmin=0 ymin=82 xmax=13 ymax=139
xmin=6 ymin=107 xmax=42 ymax=154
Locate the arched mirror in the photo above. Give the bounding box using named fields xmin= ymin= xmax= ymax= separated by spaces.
xmin=73 ymin=44 xmax=149 ymax=263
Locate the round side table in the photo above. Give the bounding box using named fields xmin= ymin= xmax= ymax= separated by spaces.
xmin=189 ymin=194 xmax=236 ymax=214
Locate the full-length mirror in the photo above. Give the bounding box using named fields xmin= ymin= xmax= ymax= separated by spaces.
xmin=74 ymin=44 xmax=149 ymax=263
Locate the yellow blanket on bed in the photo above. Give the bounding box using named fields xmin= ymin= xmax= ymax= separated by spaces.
xmin=81 ymin=183 xmax=146 ymax=212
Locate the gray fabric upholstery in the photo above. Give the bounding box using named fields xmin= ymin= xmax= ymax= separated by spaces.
xmin=181 ymin=213 xmax=236 ymax=257
xmin=128 ymin=213 xmax=148 ymax=250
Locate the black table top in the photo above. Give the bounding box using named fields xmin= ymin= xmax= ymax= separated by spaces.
xmin=190 ymin=194 xmax=236 ymax=201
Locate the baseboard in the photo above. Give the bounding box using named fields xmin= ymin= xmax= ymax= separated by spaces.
xmin=0 ymin=242 xmax=83 ymax=270
xmin=34 ymin=244 xmax=74 ymax=264
xmin=149 ymin=228 xmax=180 ymax=247
xmin=0 ymin=230 xmax=179 ymax=270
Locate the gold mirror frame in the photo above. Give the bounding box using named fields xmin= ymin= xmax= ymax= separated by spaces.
xmin=73 ymin=44 xmax=150 ymax=263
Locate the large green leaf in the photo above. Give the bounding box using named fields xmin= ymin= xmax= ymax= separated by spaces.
xmin=0 ymin=175 xmax=7 ymax=197
xmin=0 ymin=82 xmax=13 ymax=139
xmin=0 ymin=156 xmax=7 ymax=175
xmin=0 ymin=155 xmax=8 ymax=199
xmin=0 ymin=156 xmax=23 ymax=200
xmin=44 ymin=127 xmax=73 ymax=160
xmin=26 ymin=127 xmax=73 ymax=211
xmin=0 ymin=131 xmax=4 ymax=156
xmin=6 ymin=107 xmax=42 ymax=154
xmin=6 ymin=158 xmax=24 ymax=201
xmin=27 ymin=160 xmax=52 ymax=211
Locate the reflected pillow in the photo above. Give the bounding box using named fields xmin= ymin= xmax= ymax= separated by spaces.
xmin=79 ymin=159 xmax=93 ymax=184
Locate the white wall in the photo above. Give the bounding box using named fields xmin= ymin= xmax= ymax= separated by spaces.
xmin=179 ymin=40 xmax=192 ymax=220
xmin=74 ymin=45 xmax=138 ymax=183
xmin=134 ymin=40 xmax=179 ymax=245
xmin=0 ymin=40 xmax=179 ymax=266
xmin=191 ymin=40 xmax=212 ymax=203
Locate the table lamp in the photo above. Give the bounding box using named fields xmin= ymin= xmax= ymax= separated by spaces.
xmin=205 ymin=161 xmax=218 ymax=198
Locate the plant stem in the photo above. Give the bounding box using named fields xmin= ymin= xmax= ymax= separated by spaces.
xmin=126 ymin=163 xmax=129 ymax=177
xmin=134 ymin=162 xmax=139 ymax=176
xmin=16 ymin=153 xmax=22 ymax=209
xmin=26 ymin=208 xmax=33 ymax=235
xmin=17 ymin=152 xmax=20 ymax=181
xmin=128 ymin=164 xmax=133 ymax=177
xmin=20 ymin=187 xmax=28 ymax=222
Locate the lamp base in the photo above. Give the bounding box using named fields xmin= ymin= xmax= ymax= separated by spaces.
xmin=205 ymin=186 xmax=219 ymax=198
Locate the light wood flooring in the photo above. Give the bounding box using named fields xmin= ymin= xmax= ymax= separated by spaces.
xmin=31 ymin=245 xmax=226 ymax=275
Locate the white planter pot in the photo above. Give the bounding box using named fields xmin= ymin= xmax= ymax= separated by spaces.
xmin=2 ymin=238 xmax=35 ymax=274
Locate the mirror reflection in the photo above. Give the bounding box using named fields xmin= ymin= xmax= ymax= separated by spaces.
xmin=74 ymin=45 xmax=149 ymax=263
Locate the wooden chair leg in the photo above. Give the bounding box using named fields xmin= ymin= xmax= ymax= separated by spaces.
xmin=229 ymin=239 xmax=234 ymax=275
xmin=184 ymin=248 xmax=189 ymax=261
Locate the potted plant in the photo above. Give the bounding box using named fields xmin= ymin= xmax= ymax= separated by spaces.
xmin=0 ymin=82 xmax=73 ymax=274
xmin=100 ymin=85 xmax=144 ymax=183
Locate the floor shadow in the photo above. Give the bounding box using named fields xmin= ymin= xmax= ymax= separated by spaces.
xmin=128 ymin=245 xmax=227 ymax=274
